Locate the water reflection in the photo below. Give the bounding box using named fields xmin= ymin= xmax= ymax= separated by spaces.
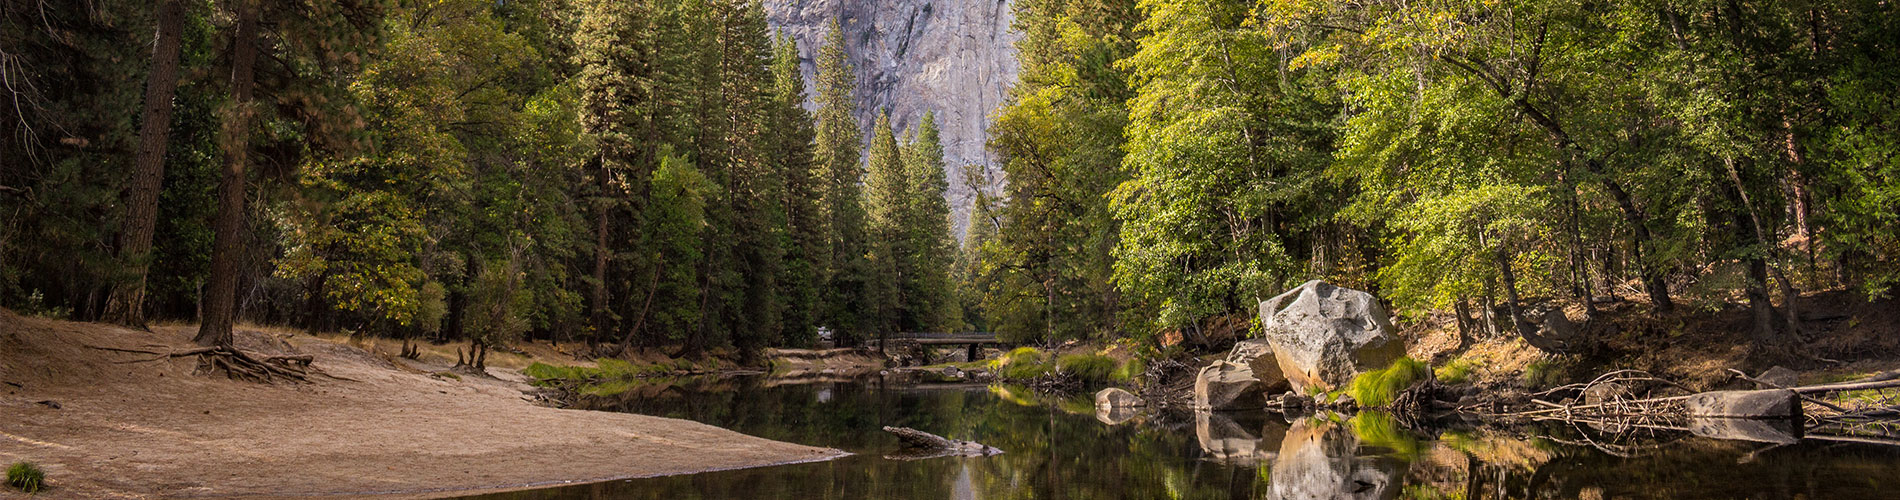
xmin=469 ymin=375 xmax=1900 ymax=499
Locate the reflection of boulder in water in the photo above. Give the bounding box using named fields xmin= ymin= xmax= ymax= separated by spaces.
xmin=1195 ymin=411 xmax=1283 ymax=465
xmin=1097 ymin=405 xmax=1139 ymax=425
xmin=1270 ymin=419 xmax=1404 ymax=500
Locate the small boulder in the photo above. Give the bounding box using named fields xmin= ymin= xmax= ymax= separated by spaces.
xmin=1095 ymin=387 xmax=1144 ymax=409
xmin=1280 ymin=391 xmax=1313 ymax=410
xmin=1195 ymin=361 xmax=1269 ymax=411
xmin=1685 ymin=389 xmax=1801 ymax=419
xmin=1258 ymin=281 xmax=1406 ymax=393
xmin=1755 ymin=366 xmax=1799 ymax=388
xmin=1227 ymin=339 xmax=1291 ymax=393
xmin=1582 ymin=382 xmax=1632 ymax=406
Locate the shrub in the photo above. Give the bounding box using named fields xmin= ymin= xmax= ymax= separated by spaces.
xmin=1112 ymin=358 xmax=1147 ymax=382
xmin=1435 ymin=359 xmax=1476 ymax=385
xmin=7 ymin=461 xmax=43 ymax=493
xmin=1349 ymin=357 xmax=1430 ymax=408
xmin=1522 ymin=359 xmax=1562 ymax=388
xmin=1055 ymin=354 xmax=1118 ymax=383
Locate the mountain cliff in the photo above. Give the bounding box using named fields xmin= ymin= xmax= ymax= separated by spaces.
xmin=764 ymin=0 xmax=1019 ymax=239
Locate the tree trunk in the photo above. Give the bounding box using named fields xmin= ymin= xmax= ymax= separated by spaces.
xmin=301 ymin=270 xmax=327 ymax=335
xmin=1453 ymin=297 xmax=1473 ymax=349
xmin=194 ymin=0 xmax=258 ymax=348
xmin=591 ymin=155 xmax=612 ymax=341
xmin=1724 ymin=158 xmax=1780 ymax=344
xmin=104 ymin=0 xmax=187 ymax=328
xmin=1495 ymin=248 xmax=1528 ymax=337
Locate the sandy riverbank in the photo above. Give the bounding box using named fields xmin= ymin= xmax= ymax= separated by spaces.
xmin=0 ymin=310 xmax=845 ymax=498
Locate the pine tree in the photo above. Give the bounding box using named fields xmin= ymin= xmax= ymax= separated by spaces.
xmin=901 ymin=112 xmax=956 ymax=332
xmin=812 ymin=18 xmax=871 ymax=344
xmin=863 ymin=112 xmax=907 ymax=335
xmin=771 ymin=31 xmax=826 ymax=347
xmin=572 ymin=0 xmax=651 ymax=342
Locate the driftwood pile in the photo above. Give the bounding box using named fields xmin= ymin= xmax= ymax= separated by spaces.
xmin=1490 ymin=368 xmax=1900 ymax=448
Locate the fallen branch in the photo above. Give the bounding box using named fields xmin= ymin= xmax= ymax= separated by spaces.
xmin=87 ymin=344 xmax=326 ymax=383
xmin=882 ymin=426 xmax=1001 ymax=458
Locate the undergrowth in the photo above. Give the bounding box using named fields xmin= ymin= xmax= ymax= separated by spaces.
xmin=1350 ymin=357 xmax=1430 ymax=408
xmin=7 ymin=461 xmax=43 ymax=494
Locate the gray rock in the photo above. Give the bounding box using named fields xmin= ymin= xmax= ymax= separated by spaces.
xmin=1195 ymin=361 xmax=1269 ymax=411
xmin=1685 ymin=389 xmax=1801 ymax=419
xmin=764 ymin=0 xmax=1020 ymax=239
xmin=1756 ymin=366 xmax=1799 ymax=388
xmin=1095 ymin=387 xmax=1144 ymax=409
xmin=1258 ymin=281 xmax=1406 ymax=393
xmin=1281 ymin=392 xmax=1313 ymax=410
xmin=1096 ymin=405 xmax=1138 ymax=425
xmin=1582 ymin=382 xmax=1631 ymax=406
xmin=1688 ymin=416 xmax=1803 ymax=444
xmin=1228 ymin=339 xmax=1291 ymax=392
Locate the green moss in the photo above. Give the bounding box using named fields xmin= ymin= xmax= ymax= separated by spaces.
xmin=1055 ymin=354 xmax=1118 ymax=383
xmin=1435 ymin=359 xmax=1476 ymax=385
xmin=1000 ymin=360 xmax=1053 ymax=380
xmin=7 ymin=461 xmax=44 ymax=493
xmin=1349 ymin=357 xmax=1429 ymax=408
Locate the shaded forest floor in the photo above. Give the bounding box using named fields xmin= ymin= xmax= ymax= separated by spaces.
xmin=1405 ymin=290 xmax=1900 ymax=393
xmin=0 ymin=310 xmax=844 ymax=498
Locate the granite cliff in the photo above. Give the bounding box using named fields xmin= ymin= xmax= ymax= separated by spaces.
xmin=764 ymin=0 xmax=1019 ymax=239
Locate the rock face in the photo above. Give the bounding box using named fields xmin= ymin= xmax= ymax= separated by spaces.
xmin=1195 ymin=361 xmax=1270 ymax=411
xmin=1257 ymin=281 xmax=1406 ymax=393
xmin=764 ymin=0 xmax=1020 ymax=238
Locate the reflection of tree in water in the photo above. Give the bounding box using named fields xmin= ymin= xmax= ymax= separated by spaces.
xmin=476 ymin=378 xmax=1900 ymax=499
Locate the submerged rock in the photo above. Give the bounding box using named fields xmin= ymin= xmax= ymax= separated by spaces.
xmin=882 ymin=426 xmax=1002 ymax=460
xmin=1257 ymin=281 xmax=1406 ymax=392
xmin=1685 ymin=389 xmax=1801 ymax=419
xmin=1195 ymin=361 xmax=1270 ymax=410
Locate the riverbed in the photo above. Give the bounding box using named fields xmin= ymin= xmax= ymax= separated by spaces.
xmin=470 ymin=375 xmax=1900 ymax=499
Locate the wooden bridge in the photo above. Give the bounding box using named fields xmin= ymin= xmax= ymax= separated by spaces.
xmin=871 ymin=332 xmax=1005 ymax=361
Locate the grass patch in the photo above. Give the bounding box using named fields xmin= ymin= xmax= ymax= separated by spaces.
xmin=993 ymin=347 xmax=1053 ymax=380
xmin=1055 ymin=354 xmax=1118 ymax=383
xmin=1349 ymin=357 xmax=1430 ymax=408
xmin=1112 ymin=358 xmax=1146 ymax=382
xmin=1522 ymin=359 xmax=1562 ymax=389
xmin=8 ymin=461 xmax=44 ymax=494
xmin=1435 ymin=358 xmax=1476 ymax=385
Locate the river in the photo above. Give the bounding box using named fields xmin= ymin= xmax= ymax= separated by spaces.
xmin=468 ymin=374 xmax=1900 ymax=499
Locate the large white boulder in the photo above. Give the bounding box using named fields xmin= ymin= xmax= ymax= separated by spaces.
xmin=1258 ymin=281 xmax=1406 ymax=393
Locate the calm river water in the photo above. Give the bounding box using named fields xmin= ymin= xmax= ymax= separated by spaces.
xmin=468 ymin=375 xmax=1900 ymax=499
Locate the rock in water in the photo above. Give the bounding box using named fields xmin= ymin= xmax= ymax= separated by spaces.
xmin=1095 ymin=387 xmax=1143 ymax=409
xmin=1685 ymin=389 xmax=1801 ymax=419
xmin=1257 ymin=280 xmax=1406 ymax=393
xmin=1195 ymin=361 xmax=1269 ymax=411
xmin=1269 ymin=418 xmax=1404 ymax=500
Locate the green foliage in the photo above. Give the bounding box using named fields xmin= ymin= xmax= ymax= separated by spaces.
xmin=7 ymin=461 xmax=44 ymax=493
xmin=1522 ymin=360 xmax=1564 ymax=389
xmin=992 ymin=347 xmax=1054 ymax=380
xmin=1055 ymin=354 xmax=1118 ymax=383
xmin=1349 ymin=357 xmax=1429 ymax=408
xmin=1435 ymin=359 xmax=1477 ymax=385
xmin=1112 ymin=357 xmax=1146 ymax=383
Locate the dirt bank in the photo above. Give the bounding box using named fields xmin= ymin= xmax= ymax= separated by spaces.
xmin=0 ymin=311 xmax=845 ymax=498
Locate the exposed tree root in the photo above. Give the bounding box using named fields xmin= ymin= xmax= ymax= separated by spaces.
xmin=87 ymin=344 xmax=335 ymax=383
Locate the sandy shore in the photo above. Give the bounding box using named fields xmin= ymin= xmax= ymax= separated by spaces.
xmin=0 ymin=311 xmax=845 ymax=498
